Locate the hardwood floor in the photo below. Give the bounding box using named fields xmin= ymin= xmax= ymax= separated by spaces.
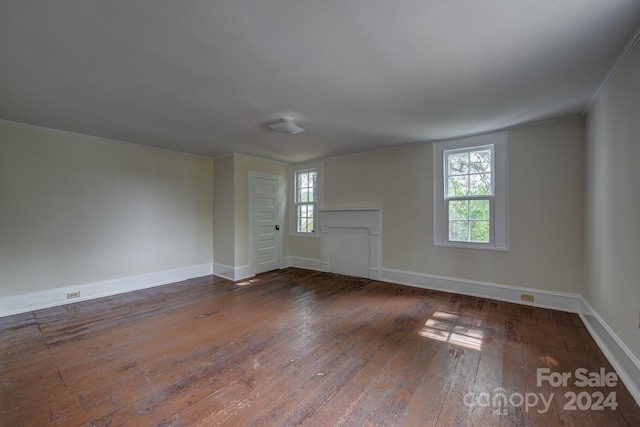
xmin=1 ymin=268 xmax=638 ymax=426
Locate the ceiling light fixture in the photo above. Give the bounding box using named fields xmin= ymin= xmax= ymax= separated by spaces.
xmin=268 ymin=116 xmax=305 ymax=134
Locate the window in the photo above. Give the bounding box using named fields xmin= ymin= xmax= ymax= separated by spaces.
xmin=295 ymin=169 xmax=317 ymax=233
xmin=433 ymin=132 xmax=508 ymax=250
xmin=291 ymin=162 xmax=323 ymax=236
xmin=446 ymin=146 xmax=493 ymax=243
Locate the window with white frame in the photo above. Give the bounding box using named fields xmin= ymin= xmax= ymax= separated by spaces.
xmin=433 ymin=132 xmax=508 ymax=250
xmin=291 ymin=163 xmax=322 ymax=236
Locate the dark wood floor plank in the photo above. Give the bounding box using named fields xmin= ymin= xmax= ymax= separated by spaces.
xmin=395 ymin=293 xmax=478 ymax=427
xmin=334 ymin=331 xmax=422 ymax=426
xmin=1 ymin=268 xmax=638 ymax=426
xmin=544 ymin=346 xmax=594 ymax=427
xmin=465 ymin=299 xmax=507 ymax=427
xmin=500 ymin=303 xmax=528 ymax=427
xmin=558 ymin=327 xmax=631 ymax=427
xmin=433 ymin=295 xmax=485 ymax=427
xmin=361 ymin=339 xmax=440 ymax=426
xmin=523 ymin=342 xmax=562 ymax=426
xmin=553 ymin=311 xmax=588 ymax=352
xmin=534 ymin=307 xmax=564 ymax=351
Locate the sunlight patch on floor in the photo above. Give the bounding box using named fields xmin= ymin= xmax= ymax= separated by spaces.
xmin=418 ymin=311 xmax=484 ymax=351
xmin=236 ymin=278 xmax=262 ymax=286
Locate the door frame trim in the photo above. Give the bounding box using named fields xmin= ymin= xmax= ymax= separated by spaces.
xmin=248 ymin=171 xmax=284 ymax=275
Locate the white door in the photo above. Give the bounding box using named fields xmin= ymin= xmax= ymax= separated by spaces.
xmin=252 ymin=175 xmax=280 ymax=274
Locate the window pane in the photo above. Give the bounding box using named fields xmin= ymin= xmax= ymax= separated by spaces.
xmin=310 ymin=171 xmax=317 ymax=190
xmin=469 ymin=173 xmax=491 ymax=195
xmin=469 ymin=200 xmax=490 ymax=220
xmin=449 ymin=200 xmax=468 ymax=220
xmin=298 ymin=172 xmax=308 ymax=189
xmin=296 ymin=204 xmax=313 ymax=232
xmin=449 ymin=220 xmax=469 ymax=241
xmin=448 ymin=176 xmax=468 ymax=196
xmin=470 ymin=221 xmax=490 ymax=243
xmin=448 ymin=153 xmax=468 ymax=175
xmin=469 ymin=149 xmax=491 ymax=173
xmin=298 ymin=187 xmax=309 ymax=203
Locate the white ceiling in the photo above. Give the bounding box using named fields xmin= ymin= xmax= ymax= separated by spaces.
xmin=1 ymin=1 xmax=639 ymax=163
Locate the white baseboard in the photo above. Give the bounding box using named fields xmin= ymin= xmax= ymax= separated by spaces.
xmin=379 ymin=267 xmax=582 ymax=312
xmin=212 ymin=262 xmax=235 ymax=280
xmin=280 ymin=257 xmax=292 ymax=268
xmin=286 ymin=257 xmax=323 ymax=271
xmin=212 ymin=263 xmax=254 ymax=281
xmin=234 ymin=265 xmax=254 ymax=281
xmin=0 ymin=263 xmax=214 ymax=317
xmin=579 ymin=298 xmax=640 ymax=406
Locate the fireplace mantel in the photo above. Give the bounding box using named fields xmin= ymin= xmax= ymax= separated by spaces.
xmin=318 ymin=209 xmax=381 ymax=279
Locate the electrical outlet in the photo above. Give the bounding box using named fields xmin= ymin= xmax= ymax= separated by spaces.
xmin=520 ymin=293 xmax=534 ymax=302
xmin=67 ymin=291 xmax=80 ymax=299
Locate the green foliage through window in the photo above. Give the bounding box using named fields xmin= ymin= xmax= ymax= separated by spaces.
xmin=446 ymin=149 xmax=492 ymax=197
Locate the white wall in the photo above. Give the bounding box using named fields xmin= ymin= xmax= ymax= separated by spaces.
xmin=304 ymin=117 xmax=585 ymax=294
xmin=213 ymin=154 xmax=235 ymax=267
xmin=289 ymin=234 xmax=322 ymax=261
xmin=0 ymin=121 xmax=213 ymax=298
xmin=584 ymin=40 xmax=640 ymax=359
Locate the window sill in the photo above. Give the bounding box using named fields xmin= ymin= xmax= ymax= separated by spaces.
xmin=434 ymin=242 xmax=509 ymax=252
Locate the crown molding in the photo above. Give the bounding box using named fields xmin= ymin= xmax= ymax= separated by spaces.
xmin=584 ymin=25 xmax=640 ymax=114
